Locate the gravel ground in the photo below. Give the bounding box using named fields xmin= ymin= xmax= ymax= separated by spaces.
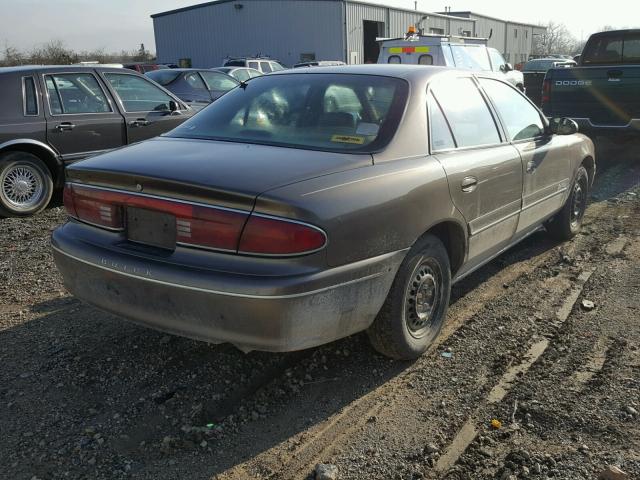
xmin=1 ymin=145 xmax=639 ymax=480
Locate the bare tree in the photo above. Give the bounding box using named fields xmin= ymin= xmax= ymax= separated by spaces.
xmin=533 ymin=21 xmax=577 ymax=56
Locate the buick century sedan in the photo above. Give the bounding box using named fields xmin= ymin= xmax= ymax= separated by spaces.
xmin=52 ymin=65 xmax=595 ymax=359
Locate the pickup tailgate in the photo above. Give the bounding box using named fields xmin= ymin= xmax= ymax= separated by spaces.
xmin=545 ymin=66 xmax=640 ymax=126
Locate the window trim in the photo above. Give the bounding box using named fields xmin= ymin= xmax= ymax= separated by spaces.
xmin=22 ymin=76 xmax=39 ymax=117
xmin=426 ymin=74 xmax=506 ymax=154
xmin=102 ymin=72 xmax=184 ymax=114
xmin=476 ymin=75 xmax=549 ymax=144
xmin=42 ymin=71 xmax=114 ymax=117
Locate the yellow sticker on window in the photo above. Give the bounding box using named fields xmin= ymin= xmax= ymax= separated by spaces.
xmin=331 ymin=135 xmax=365 ymax=145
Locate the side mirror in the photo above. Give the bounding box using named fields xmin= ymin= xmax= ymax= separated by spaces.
xmin=169 ymin=100 xmax=181 ymax=113
xmin=505 ymin=63 xmax=513 ymax=72
xmin=551 ymin=117 xmax=579 ymax=135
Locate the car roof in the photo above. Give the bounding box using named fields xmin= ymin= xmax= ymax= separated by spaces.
xmin=0 ymin=65 xmax=134 ymax=74
xmin=268 ymin=64 xmax=451 ymax=80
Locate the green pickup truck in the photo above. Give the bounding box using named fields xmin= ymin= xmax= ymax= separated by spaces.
xmin=542 ymin=29 xmax=640 ymax=138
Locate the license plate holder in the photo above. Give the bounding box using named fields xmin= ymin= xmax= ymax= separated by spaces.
xmin=126 ymin=207 xmax=176 ymax=250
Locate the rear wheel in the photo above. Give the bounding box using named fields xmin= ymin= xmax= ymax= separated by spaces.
xmin=0 ymin=152 xmax=53 ymax=217
xmin=545 ymin=165 xmax=589 ymax=240
xmin=367 ymin=234 xmax=451 ymax=360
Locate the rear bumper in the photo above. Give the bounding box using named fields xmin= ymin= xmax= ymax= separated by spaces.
xmin=51 ymin=223 xmax=405 ymax=352
xmin=571 ymin=118 xmax=640 ymax=136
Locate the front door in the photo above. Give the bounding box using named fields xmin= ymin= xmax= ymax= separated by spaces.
xmin=41 ymin=71 xmax=125 ymax=162
xmin=101 ymin=72 xmax=189 ymax=144
xmin=478 ymin=78 xmax=572 ymax=234
xmin=429 ymin=77 xmax=523 ymax=269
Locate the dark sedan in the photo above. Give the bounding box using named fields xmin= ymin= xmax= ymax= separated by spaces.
xmin=52 ymin=66 xmax=595 ymax=359
xmin=146 ymin=68 xmax=239 ymax=107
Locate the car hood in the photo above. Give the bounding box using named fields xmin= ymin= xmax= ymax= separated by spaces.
xmin=65 ymin=137 xmax=372 ymax=210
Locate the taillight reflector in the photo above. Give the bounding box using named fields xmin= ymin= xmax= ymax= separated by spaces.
xmin=238 ymin=215 xmax=326 ymax=255
xmin=541 ymin=79 xmax=551 ymax=108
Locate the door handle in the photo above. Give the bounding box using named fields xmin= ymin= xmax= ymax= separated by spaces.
xmin=129 ymin=118 xmax=150 ymax=127
xmin=55 ymin=122 xmax=76 ymax=132
xmin=461 ymin=176 xmax=478 ymax=193
xmin=526 ymin=161 xmax=537 ymax=173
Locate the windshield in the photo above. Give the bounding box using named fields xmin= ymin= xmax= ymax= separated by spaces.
xmin=167 ymin=73 xmax=408 ymax=153
xmin=450 ymin=45 xmax=491 ymax=71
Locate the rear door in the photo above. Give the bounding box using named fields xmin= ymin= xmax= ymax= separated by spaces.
xmin=429 ymin=76 xmax=523 ymax=267
xmin=100 ymin=72 xmax=189 ymax=143
xmin=41 ymin=71 xmax=125 ymax=162
xmin=479 ymin=77 xmax=572 ymax=233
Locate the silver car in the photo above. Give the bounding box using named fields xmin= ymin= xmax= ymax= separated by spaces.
xmin=52 ymin=65 xmax=594 ymax=359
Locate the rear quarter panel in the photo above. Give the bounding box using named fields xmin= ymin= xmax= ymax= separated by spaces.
xmin=254 ymin=156 xmax=464 ymax=268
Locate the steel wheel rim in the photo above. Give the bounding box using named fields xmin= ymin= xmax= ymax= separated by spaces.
xmin=404 ymin=259 xmax=441 ymax=339
xmin=0 ymin=164 xmax=45 ymax=210
xmin=570 ymin=180 xmax=585 ymax=227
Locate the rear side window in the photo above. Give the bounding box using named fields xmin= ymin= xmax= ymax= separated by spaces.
xmin=248 ymin=61 xmax=259 ymax=70
xmin=479 ymin=78 xmax=544 ymax=141
xmin=225 ymin=60 xmax=244 ymax=67
xmin=450 ymin=45 xmax=491 ymax=70
xmin=105 ymin=73 xmax=174 ymax=112
xmin=185 ymin=72 xmax=208 ymax=90
xmin=233 ymin=69 xmax=251 ymax=82
xmin=428 ymin=92 xmax=455 ymax=150
xmin=388 ymin=55 xmax=401 ymax=64
xmin=623 ymin=34 xmax=640 ymax=63
xmin=430 ymin=78 xmax=500 ymax=148
xmin=418 ymin=55 xmax=433 ymax=65
xmin=45 ymin=73 xmax=111 ymax=114
xmin=23 ymin=77 xmax=38 ymax=116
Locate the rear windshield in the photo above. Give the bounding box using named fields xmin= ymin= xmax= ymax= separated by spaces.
xmin=582 ymin=33 xmax=640 ymax=64
xmin=523 ymin=60 xmax=556 ymax=71
xmin=146 ymin=70 xmax=181 ymax=86
xmin=167 ymin=73 xmax=408 ymax=153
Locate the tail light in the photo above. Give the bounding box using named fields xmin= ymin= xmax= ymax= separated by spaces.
xmin=63 ymin=184 xmax=326 ymax=256
xmin=541 ymin=78 xmax=551 ymax=109
xmin=239 ymin=215 xmax=326 ymax=255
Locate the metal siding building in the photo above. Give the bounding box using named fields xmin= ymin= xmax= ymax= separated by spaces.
xmin=441 ymin=11 xmax=546 ymax=64
xmin=152 ymin=1 xmax=542 ymax=67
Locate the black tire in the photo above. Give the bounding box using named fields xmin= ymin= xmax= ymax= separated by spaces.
xmin=367 ymin=234 xmax=451 ymax=360
xmin=0 ymin=152 xmax=54 ymax=217
xmin=545 ymin=165 xmax=589 ymax=240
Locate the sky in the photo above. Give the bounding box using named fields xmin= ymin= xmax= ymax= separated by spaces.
xmin=0 ymin=0 xmax=638 ymax=54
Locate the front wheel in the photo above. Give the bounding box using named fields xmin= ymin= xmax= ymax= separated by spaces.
xmin=368 ymin=234 xmax=451 ymax=360
xmin=0 ymin=152 xmax=53 ymax=217
xmin=545 ymin=165 xmax=589 ymax=240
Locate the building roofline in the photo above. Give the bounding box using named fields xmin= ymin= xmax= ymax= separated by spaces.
xmin=152 ymin=0 xmax=476 ymax=22
xmin=436 ymin=10 xmax=546 ymax=29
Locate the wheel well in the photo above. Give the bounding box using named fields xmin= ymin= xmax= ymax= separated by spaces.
xmin=0 ymin=144 xmax=61 ymax=186
xmin=423 ymin=221 xmax=466 ymax=276
xmin=582 ymin=155 xmax=595 ymax=187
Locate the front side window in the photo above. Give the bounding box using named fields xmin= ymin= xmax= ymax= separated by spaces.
xmin=488 ymin=48 xmax=506 ymax=72
xmin=419 ymin=55 xmax=433 ymax=65
xmin=104 ymin=73 xmax=174 ymax=112
xmin=388 ymin=55 xmax=401 ymax=64
xmin=430 ymin=77 xmax=500 ymax=148
xmin=428 ymin=92 xmax=455 ymax=150
xmin=622 ymin=33 xmax=640 ymax=63
xmin=23 ymin=77 xmax=38 ymax=116
xmin=233 ymin=69 xmax=251 ymax=82
xmin=146 ymin=70 xmax=181 ymax=86
xmin=260 ymin=62 xmax=273 ymax=73
xmin=270 ymin=62 xmax=286 ymax=72
xmin=44 ymin=73 xmax=111 ymax=115
xmin=480 ymin=78 xmax=544 ymax=141
xmin=199 ymin=71 xmax=239 ymax=92
xmin=168 ymin=73 xmax=408 ymax=153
